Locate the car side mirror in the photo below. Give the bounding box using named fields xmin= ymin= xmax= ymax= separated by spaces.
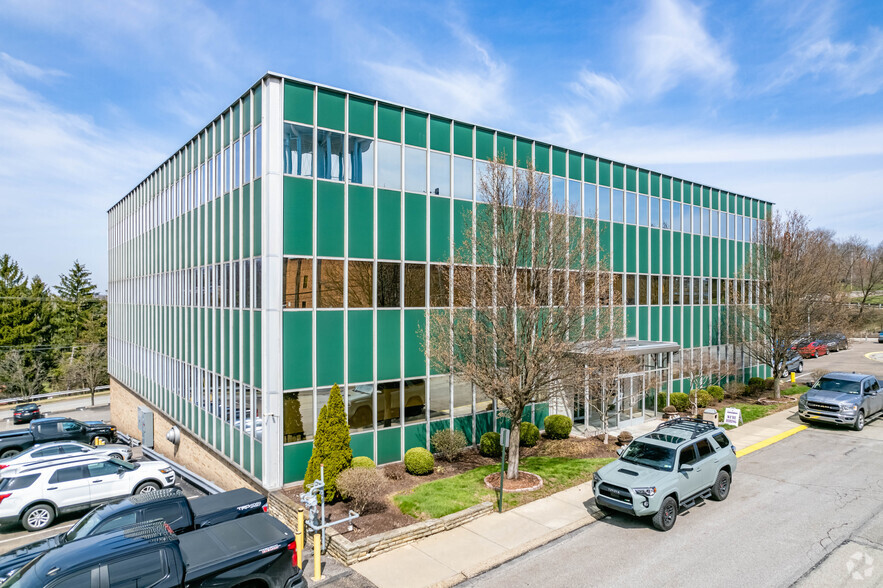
xmin=117 ymin=467 xmax=126 ymax=475
xmin=616 ymin=448 xmax=624 ymax=456
xmin=680 ymin=464 xmax=694 ymax=472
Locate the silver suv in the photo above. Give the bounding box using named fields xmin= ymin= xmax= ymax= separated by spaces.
xmin=593 ymin=418 xmax=737 ymax=531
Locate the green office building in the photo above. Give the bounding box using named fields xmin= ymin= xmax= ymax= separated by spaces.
xmin=108 ymin=73 xmax=772 ymax=490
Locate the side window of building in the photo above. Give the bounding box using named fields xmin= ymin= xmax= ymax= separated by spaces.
xmin=712 ymin=432 xmax=730 ymax=449
xmin=107 ymin=550 xmax=168 ymax=588
xmin=695 ymin=438 xmax=714 ymax=460
xmin=679 ymin=444 xmax=698 ymax=467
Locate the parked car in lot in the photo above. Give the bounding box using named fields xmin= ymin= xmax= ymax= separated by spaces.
xmin=817 ymin=333 xmax=848 ymax=352
xmin=878 ymin=331 xmax=883 ymax=343
xmin=0 ymin=441 xmax=132 ymax=474
xmin=0 ymin=515 xmax=306 ymax=588
xmin=11 ymin=405 xmax=41 ymax=426
xmin=0 ymin=455 xmax=175 ymax=531
xmin=779 ymin=353 xmax=804 ymax=376
xmin=0 ymin=417 xmax=117 ymax=459
xmin=0 ymin=487 xmax=267 ymax=580
xmin=592 ymin=417 xmax=737 ymax=531
xmin=797 ymin=340 xmax=828 ymax=359
xmin=798 ymin=372 xmax=883 ymax=431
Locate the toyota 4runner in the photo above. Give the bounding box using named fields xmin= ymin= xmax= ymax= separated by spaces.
xmin=592 ymin=417 xmax=737 ymax=531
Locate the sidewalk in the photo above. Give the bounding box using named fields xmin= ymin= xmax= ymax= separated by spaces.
xmin=351 ymin=406 xmax=804 ymax=588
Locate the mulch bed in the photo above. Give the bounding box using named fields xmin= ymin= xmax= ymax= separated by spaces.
xmin=484 ymin=471 xmax=543 ymax=492
xmin=283 ymin=434 xmax=618 ymax=541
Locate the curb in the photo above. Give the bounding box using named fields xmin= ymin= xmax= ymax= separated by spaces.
xmin=428 ymin=505 xmax=606 ymax=588
xmin=735 ymin=425 xmax=807 ymax=458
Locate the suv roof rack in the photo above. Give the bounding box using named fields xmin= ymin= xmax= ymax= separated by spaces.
xmin=654 ymin=417 xmax=716 ymax=439
xmin=17 ymin=454 xmax=107 ymax=474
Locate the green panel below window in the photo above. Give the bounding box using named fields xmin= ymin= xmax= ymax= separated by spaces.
xmin=404 ymin=309 xmax=425 ymax=377
xmin=377 ymin=428 xmax=401 ymax=464
xmin=377 ymin=310 xmax=401 ymax=381
xmin=317 ymin=182 xmax=344 ymax=257
xmin=316 ymin=311 xmax=344 ymax=387
xmin=377 ymin=189 xmax=401 ymax=260
xmin=283 ymin=312 xmax=312 ymax=390
xmin=476 ymin=411 xmax=494 ymax=439
xmin=347 ymin=310 xmax=373 ymax=383
xmin=404 ymin=423 xmax=426 ymax=451
xmin=454 ymin=416 xmax=473 ymax=445
xmin=348 ymin=186 xmax=374 ymax=259
xmin=351 ymin=431 xmax=374 ymax=459
xmin=283 ymin=442 xmax=313 ymax=484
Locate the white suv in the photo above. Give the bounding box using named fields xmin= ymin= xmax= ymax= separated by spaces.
xmin=0 ymin=455 xmax=175 ymax=531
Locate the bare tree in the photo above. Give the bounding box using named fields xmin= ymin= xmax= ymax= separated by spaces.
xmin=582 ymin=350 xmax=637 ymax=444
xmin=726 ymin=210 xmax=848 ymax=398
xmin=425 ymin=156 xmax=621 ymax=479
xmin=845 ymin=238 xmax=883 ymax=317
xmin=63 ymin=344 xmax=108 ymax=406
xmin=674 ymin=349 xmax=738 ymax=414
xmin=0 ymin=350 xmax=46 ymax=399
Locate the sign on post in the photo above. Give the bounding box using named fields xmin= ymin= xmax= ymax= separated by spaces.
xmin=723 ymin=407 xmax=743 ymax=427
xmin=500 ymin=428 xmax=510 ymax=448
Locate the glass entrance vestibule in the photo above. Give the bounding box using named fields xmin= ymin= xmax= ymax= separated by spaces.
xmin=561 ymin=340 xmax=680 ymax=432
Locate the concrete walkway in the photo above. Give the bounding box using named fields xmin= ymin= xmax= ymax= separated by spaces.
xmin=351 ymin=406 xmax=805 ymax=588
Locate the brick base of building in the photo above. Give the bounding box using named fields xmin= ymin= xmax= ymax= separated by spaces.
xmin=109 ymin=377 xmax=263 ymax=494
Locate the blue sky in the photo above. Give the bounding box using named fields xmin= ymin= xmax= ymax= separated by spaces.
xmin=1 ymin=0 xmax=881 ymax=291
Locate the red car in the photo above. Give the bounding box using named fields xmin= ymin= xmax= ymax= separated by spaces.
xmin=798 ymin=340 xmax=828 ymax=359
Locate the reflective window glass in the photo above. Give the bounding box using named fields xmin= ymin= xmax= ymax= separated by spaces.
xmin=453 ymin=376 xmax=472 ymax=416
xmin=612 ymin=189 xmax=624 ymax=222
xmin=673 ymin=276 xmax=681 ymax=305
xmin=639 ymin=275 xmax=648 ymax=305
xmin=284 ymin=258 xmax=313 ymax=309
xmin=405 ymin=146 xmax=427 ymax=193
xmin=316 ymin=130 xmax=344 ymax=181
xmin=224 ymin=146 xmax=231 ymax=192
xmin=751 ymin=219 xmax=757 ymax=242
xmin=243 ymin=132 xmax=251 ymax=184
xmin=638 ymin=194 xmax=649 ymax=226
xmin=552 ymin=177 xmax=566 ymax=211
xmin=453 ymin=156 xmax=473 ymax=200
xmin=429 ymin=264 xmax=449 ymax=307
xmin=661 ymin=199 xmax=670 ymax=229
xmin=283 ymin=123 xmax=313 ymax=177
xmin=672 ymin=202 xmax=681 ymax=231
xmin=283 ymin=390 xmax=313 ymax=442
xmin=682 ymin=205 xmax=692 ymax=233
xmin=729 ymin=214 xmax=736 ymax=240
xmin=348 ymin=261 xmax=373 ymax=308
xmin=693 ymin=278 xmax=701 ymax=305
xmin=626 ymin=192 xmax=637 ymax=224
xmin=376 ymin=381 xmax=401 ymax=428
xmin=475 ymin=160 xmax=491 ymax=201
xmin=377 ymin=262 xmax=400 ymax=308
xmin=403 ymin=379 xmax=427 ymax=422
xmin=662 ymin=276 xmax=671 ymax=305
xmin=476 ymin=385 xmax=494 ymax=412
xmin=377 ymin=141 xmax=401 ymax=190
xmin=584 ymin=183 xmax=597 ymax=218
xmin=404 ymin=263 xmax=425 ymax=307
xmin=598 ymin=186 xmax=611 ymax=221
xmin=430 ymin=152 xmax=450 ymax=196
xmin=568 ymin=179 xmax=581 ymax=216
xmin=711 ymin=209 xmax=719 ymax=236
xmin=626 ymin=274 xmax=636 ymax=305
xmin=348 ymin=136 xmax=374 ymax=185
xmin=703 ymin=208 xmax=711 ymax=236
xmin=650 ymin=197 xmax=660 ymax=228
xmin=348 ymin=383 xmax=374 ymax=431
xmin=255 ymin=125 xmax=262 ymax=178
xmin=429 ymin=375 xmax=451 ymax=419
xmin=233 ymin=140 xmax=241 ymax=188
xmin=317 ymin=259 xmax=344 ymax=308
xmin=453 ymin=265 xmax=471 ymax=307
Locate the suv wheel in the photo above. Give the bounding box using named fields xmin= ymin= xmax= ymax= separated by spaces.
xmin=135 ymin=481 xmax=160 ymax=494
xmin=711 ymin=470 xmax=731 ymax=501
xmin=796 ymin=362 xmax=803 ymax=373
xmin=652 ymin=496 xmax=678 ymax=531
xmin=853 ymin=411 xmax=865 ymax=432
xmin=22 ymin=504 xmax=55 ymax=531
xmin=0 ymin=449 xmax=20 ymax=459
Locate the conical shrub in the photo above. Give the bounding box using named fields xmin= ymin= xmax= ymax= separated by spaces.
xmin=304 ymin=384 xmax=351 ymax=501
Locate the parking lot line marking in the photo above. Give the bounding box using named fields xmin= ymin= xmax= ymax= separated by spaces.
xmin=736 ymin=425 xmax=807 ymax=458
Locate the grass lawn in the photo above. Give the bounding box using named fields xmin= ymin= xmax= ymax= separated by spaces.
xmin=717 ymin=399 xmax=796 ymax=430
xmin=781 ymin=384 xmax=809 ymax=396
xmin=394 ymin=456 xmax=614 ymax=519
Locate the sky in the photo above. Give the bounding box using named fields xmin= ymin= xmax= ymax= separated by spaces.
xmin=1 ymin=0 xmax=881 ymax=292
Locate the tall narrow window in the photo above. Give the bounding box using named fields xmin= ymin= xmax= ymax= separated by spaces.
xmin=430 ymin=152 xmax=450 ymax=196
xmin=377 ymin=262 xmax=400 ymax=307
xmin=453 ymin=156 xmax=472 ymax=200
xmin=404 ymin=263 xmax=426 ymax=307
xmin=317 ymin=259 xmax=344 ymax=308
xmin=348 ymin=261 xmax=373 ymax=308
xmin=254 ymin=125 xmax=262 ymax=178
xmin=243 ymin=133 xmax=251 ymax=185
xmin=233 ymin=140 xmax=241 ymax=189
xmin=283 ymin=123 xmax=313 ymax=177
xmin=348 ymin=136 xmax=374 ymax=185
xmin=377 ymin=141 xmax=401 ymax=190
xmin=584 ymin=184 xmax=597 ymax=218
xmin=405 ymin=147 xmax=427 ymax=193
xmin=316 ymin=130 xmax=344 ymax=181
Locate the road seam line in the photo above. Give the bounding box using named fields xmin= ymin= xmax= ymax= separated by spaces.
xmin=735 ymin=425 xmax=807 ymax=458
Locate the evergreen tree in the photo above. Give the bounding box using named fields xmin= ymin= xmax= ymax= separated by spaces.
xmin=54 ymin=261 xmax=98 ymax=347
xmin=304 ymin=384 xmax=351 ymax=501
xmin=0 ymin=254 xmax=42 ymax=348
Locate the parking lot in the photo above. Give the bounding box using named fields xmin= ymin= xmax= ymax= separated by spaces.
xmin=792 ymin=337 xmax=883 ymax=382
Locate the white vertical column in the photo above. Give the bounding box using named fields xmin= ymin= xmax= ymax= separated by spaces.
xmin=262 ymin=77 xmax=285 ymax=490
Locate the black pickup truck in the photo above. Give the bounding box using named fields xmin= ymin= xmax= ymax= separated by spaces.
xmin=0 ymin=418 xmax=117 ymax=459
xmin=1 ymin=515 xmax=306 ymax=588
xmin=0 ymin=487 xmax=267 ymax=580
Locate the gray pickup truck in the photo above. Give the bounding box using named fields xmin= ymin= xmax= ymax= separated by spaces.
xmin=798 ymin=372 xmax=883 ymax=430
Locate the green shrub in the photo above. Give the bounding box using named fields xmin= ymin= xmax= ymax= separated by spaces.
xmin=304 ymin=384 xmax=351 ymax=502
xmin=707 ymin=385 xmax=725 ymax=402
xmin=519 ymin=422 xmax=540 ymax=447
xmin=669 ymin=392 xmax=691 ymax=412
xmin=694 ymin=389 xmax=712 ymax=409
xmin=404 ymin=447 xmax=435 ymax=475
xmin=747 ymin=377 xmax=765 ymax=395
xmin=726 ymin=381 xmax=748 ymax=397
xmin=764 ymin=377 xmax=776 ymax=391
xmin=430 ymin=428 xmax=468 ymax=462
xmin=351 ymin=456 xmax=375 ymax=469
xmin=337 ymin=467 xmax=386 ymax=513
xmin=479 ymin=432 xmax=502 ymax=457
xmin=544 ymin=415 xmax=573 ymax=440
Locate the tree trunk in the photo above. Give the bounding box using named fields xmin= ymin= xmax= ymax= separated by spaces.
xmin=506 ymin=423 xmax=521 ymax=479
xmin=91 ymin=386 xmax=95 ymax=406
xmin=773 ymin=371 xmax=781 ymax=399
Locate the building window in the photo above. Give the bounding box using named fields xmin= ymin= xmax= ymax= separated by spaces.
xmin=317 ymin=259 xmax=344 ymax=308
xmin=377 ymin=262 xmax=400 ymax=308
xmin=283 ymin=123 xmax=313 ymax=177
xmin=348 ymin=136 xmax=374 ymax=185
xmin=650 ymin=197 xmax=660 ymax=228
xmin=598 ymin=187 xmax=611 ymax=221
xmin=316 ymin=130 xmax=344 ymax=181
xmin=347 ymin=383 xmax=374 ymax=431
xmin=404 ymin=263 xmax=426 ymax=307
xmin=552 ymin=177 xmax=566 ymax=211
xmin=639 ymin=275 xmax=648 ymax=305
xmin=283 ymin=390 xmax=313 ymax=442
xmin=612 ymin=190 xmax=624 ymax=223
xmin=405 ymin=146 xmax=426 ymax=193
xmin=584 ymin=184 xmax=597 ymax=218
xmin=673 ymin=202 xmax=681 ymax=231
xmin=255 ymin=125 xmax=262 ymax=178
xmin=283 ymin=258 xmax=313 ymax=309
xmin=568 ymin=179 xmax=581 ymax=216
xmin=453 ymin=156 xmax=472 ymax=200
xmin=661 ymin=199 xmax=670 ymax=230
xmin=348 ymin=261 xmax=373 ymax=308
xmin=376 ymin=380 xmax=401 ymax=428
xmin=429 ymin=375 xmax=451 ymax=419
xmin=429 ymin=264 xmax=449 ymax=307
xmin=453 ymin=265 xmax=471 ymax=307
xmin=452 ymin=376 xmax=472 ymax=416
xmin=626 ymin=274 xmax=636 ymax=306
xmin=638 ymin=194 xmax=648 ymax=226
xmin=377 ymin=141 xmax=401 ymax=190
xmin=626 ymin=192 xmax=637 ymax=225
xmin=403 ymin=379 xmax=427 ymax=422
xmin=243 ymin=132 xmax=252 ymax=185
xmin=430 ymin=152 xmax=450 ymax=196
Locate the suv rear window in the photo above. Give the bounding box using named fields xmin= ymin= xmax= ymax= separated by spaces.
xmin=712 ymin=432 xmax=730 ymax=448
xmin=0 ymin=474 xmax=40 ymax=491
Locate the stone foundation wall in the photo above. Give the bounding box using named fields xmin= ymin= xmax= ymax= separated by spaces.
xmin=109 ymin=377 xmax=263 ymax=493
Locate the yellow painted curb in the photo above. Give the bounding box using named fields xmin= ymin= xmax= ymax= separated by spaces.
xmin=735 ymin=425 xmax=807 ymax=458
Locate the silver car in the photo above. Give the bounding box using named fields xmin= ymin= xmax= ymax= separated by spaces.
xmin=0 ymin=441 xmax=132 ymax=475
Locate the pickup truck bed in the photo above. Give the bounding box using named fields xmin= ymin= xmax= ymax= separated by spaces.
xmin=189 ymin=487 xmax=266 ymax=527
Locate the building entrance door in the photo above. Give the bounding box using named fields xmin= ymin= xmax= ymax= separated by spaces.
xmin=617 ymin=373 xmax=645 ymax=429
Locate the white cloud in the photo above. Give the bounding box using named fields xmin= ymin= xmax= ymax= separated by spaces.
xmin=568 ymin=70 xmax=628 ymax=113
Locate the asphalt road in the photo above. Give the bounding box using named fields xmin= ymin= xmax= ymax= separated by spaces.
xmin=0 ymin=393 xmax=110 ymax=432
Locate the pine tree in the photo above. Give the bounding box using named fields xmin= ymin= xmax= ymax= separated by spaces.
xmin=54 ymin=261 xmax=98 ymax=347
xmin=0 ymin=254 xmax=42 ymax=348
xmin=304 ymin=384 xmax=351 ymax=502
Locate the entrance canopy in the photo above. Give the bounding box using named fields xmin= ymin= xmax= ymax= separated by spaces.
xmin=568 ymin=339 xmax=681 ymax=357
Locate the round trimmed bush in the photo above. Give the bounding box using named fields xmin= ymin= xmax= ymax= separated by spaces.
xmin=694 ymin=389 xmax=712 ymax=409
xmin=404 ymin=447 xmax=435 ymax=475
xmin=519 ymin=422 xmax=540 ymax=447
xmin=430 ymin=428 xmax=468 ymax=462
xmin=747 ymin=377 xmax=765 ymax=395
xmin=479 ymin=432 xmax=502 ymax=458
xmin=543 ymin=415 xmax=573 ymax=440
xmin=351 ymin=456 xmax=375 ymax=469
xmin=707 ymin=385 xmax=725 ymax=402
xmin=764 ymin=377 xmax=776 ymax=391
xmin=669 ymin=392 xmax=691 ymax=412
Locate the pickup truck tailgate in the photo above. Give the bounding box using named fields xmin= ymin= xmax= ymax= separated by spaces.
xmin=189 ymin=487 xmax=266 ymax=527
xmin=178 ymin=513 xmax=294 ymax=580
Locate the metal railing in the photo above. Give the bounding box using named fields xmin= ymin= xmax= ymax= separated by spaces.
xmin=115 ymin=431 xmax=222 ymax=496
xmin=0 ymin=386 xmax=110 ymax=407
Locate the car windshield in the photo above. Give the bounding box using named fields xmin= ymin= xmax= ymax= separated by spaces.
xmin=813 ymin=378 xmax=861 ymax=395
xmin=619 ymin=441 xmax=676 ymax=471
xmin=65 ymin=506 xmax=107 ymax=541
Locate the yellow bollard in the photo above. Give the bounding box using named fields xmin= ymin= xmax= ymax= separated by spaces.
xmin=296 ymin=508 xmax=304 ymax=569
xmin=313 ymin=533 xmax=323 ymax=581
xmin=791 ymin=372 xmax=796 ymax=384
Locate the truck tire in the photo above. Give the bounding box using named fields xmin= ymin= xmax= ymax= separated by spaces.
xmin=92 ymin=436 xmax=110 ymax=446
xmin=0 ymin=449 xmax=20 ymax=459
xmin=711 ymin=470 xmax=731 ymax=501
xmin=22 ymin=504 xmax=55 ymax=531
xmin=853 ymin=411 xmax=865 ymax=431
xmin=652 ymin=496 xmax=678 ymax=531
xmin=135 ymin=481 xmax=160 ymax=494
